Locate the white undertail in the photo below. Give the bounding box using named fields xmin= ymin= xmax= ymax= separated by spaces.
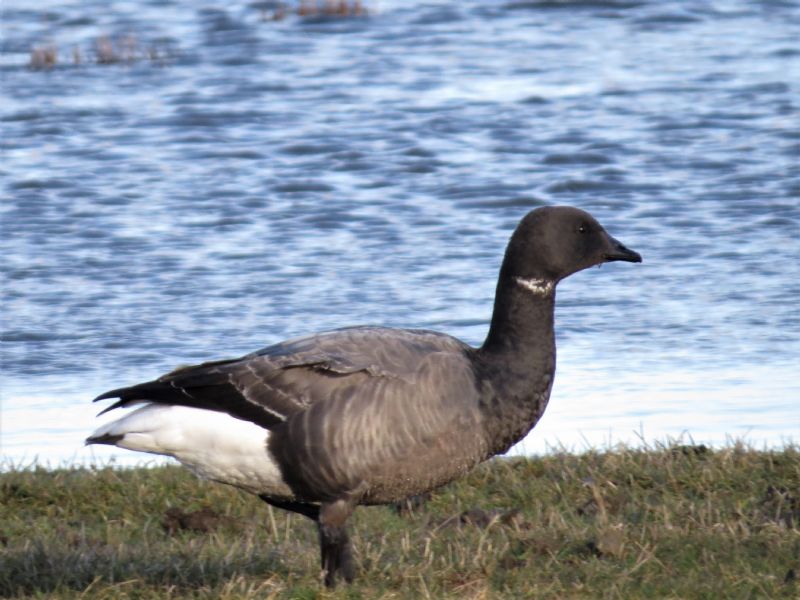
xmin=88 ymin=404 xmax=291 ymax=497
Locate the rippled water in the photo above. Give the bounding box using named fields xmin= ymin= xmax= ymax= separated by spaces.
xmin=2 ymin=0 xmax=799 ymax=467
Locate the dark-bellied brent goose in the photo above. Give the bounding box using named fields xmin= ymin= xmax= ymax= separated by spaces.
xmin=87 ymin=205 xmax=642 ymax=587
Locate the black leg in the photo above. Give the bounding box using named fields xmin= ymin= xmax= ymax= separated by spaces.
xmin=317 ymin=495 xmax=360 ymax=587
xmin=258 ymin=495 xmax=320 ymax=521
xmin=259 ymin=492 xmax=361 ymax=587
xmin=318 ymin=520 xmax=355 ymax=587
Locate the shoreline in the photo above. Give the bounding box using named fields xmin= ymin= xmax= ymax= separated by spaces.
xmin=3 ymin=444 xmax=797 ymax=598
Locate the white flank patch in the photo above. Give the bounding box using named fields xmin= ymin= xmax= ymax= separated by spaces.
xmin=514 ymin=276 xmax=554 ymax=296
xmin=88 ymin=404 xmax=290 ymax=497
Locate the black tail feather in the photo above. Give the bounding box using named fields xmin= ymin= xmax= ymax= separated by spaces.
xmin=93 ymin=380 xmax=198 ymax=415
xmin=96 ymin=399 xmax=128 ymax=416
xmin=91 ymin=357 xmax=289 ymax=429
xmin=85 ymin=432 xmax=125 ymax=445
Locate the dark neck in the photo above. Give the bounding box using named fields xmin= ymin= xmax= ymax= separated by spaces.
xmin=475 ymin=274 xmax=558 ymax=456
xmin=480 ymin=275 xmax=556 ymax=364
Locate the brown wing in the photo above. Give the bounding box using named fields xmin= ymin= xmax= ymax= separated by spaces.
xmin=93 ymin=326 xmax=470 ymax=430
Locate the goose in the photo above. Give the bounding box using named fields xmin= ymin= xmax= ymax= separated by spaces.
xmin=87 ymin=205 xmax=641 ymax=586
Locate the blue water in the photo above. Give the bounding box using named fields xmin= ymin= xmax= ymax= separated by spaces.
xmin=2 ymin=0 xmax=799 ymax=467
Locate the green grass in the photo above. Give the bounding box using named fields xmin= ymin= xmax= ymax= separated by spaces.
xmin=2 ymin=443 xmax=798 ymax=599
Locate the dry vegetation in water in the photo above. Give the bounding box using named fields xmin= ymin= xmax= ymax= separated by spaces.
xmin=1 ymin=443 xmax=798 ymax=599
xmin=29 ymin=35 xmax=175 ymax=70
xmin=28 ymin=1 xmax=370 ymax=70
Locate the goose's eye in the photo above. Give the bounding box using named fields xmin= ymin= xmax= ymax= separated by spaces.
xmin=578 ymin=224 xmax=588 ymax=234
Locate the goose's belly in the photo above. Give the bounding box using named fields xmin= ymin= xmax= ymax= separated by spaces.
xmin=90 ymin=404 xmax=487 ymax=504
xmin=359 ymin=430 xmax=489 ymax=504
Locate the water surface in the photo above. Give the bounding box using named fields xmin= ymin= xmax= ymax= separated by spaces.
xmin=2 ymin=0 xmax=799 ymax=467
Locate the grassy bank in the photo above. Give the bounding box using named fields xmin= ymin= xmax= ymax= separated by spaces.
xmin=2 ymin=444 xmax=798 ymax=599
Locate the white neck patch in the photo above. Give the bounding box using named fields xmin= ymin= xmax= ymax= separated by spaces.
xmin=514 ymin=276 xmax=554 ymax=296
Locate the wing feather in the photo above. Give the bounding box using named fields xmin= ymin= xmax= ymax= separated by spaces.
xmin=93 ymin=326 xmax=470 ymax=431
